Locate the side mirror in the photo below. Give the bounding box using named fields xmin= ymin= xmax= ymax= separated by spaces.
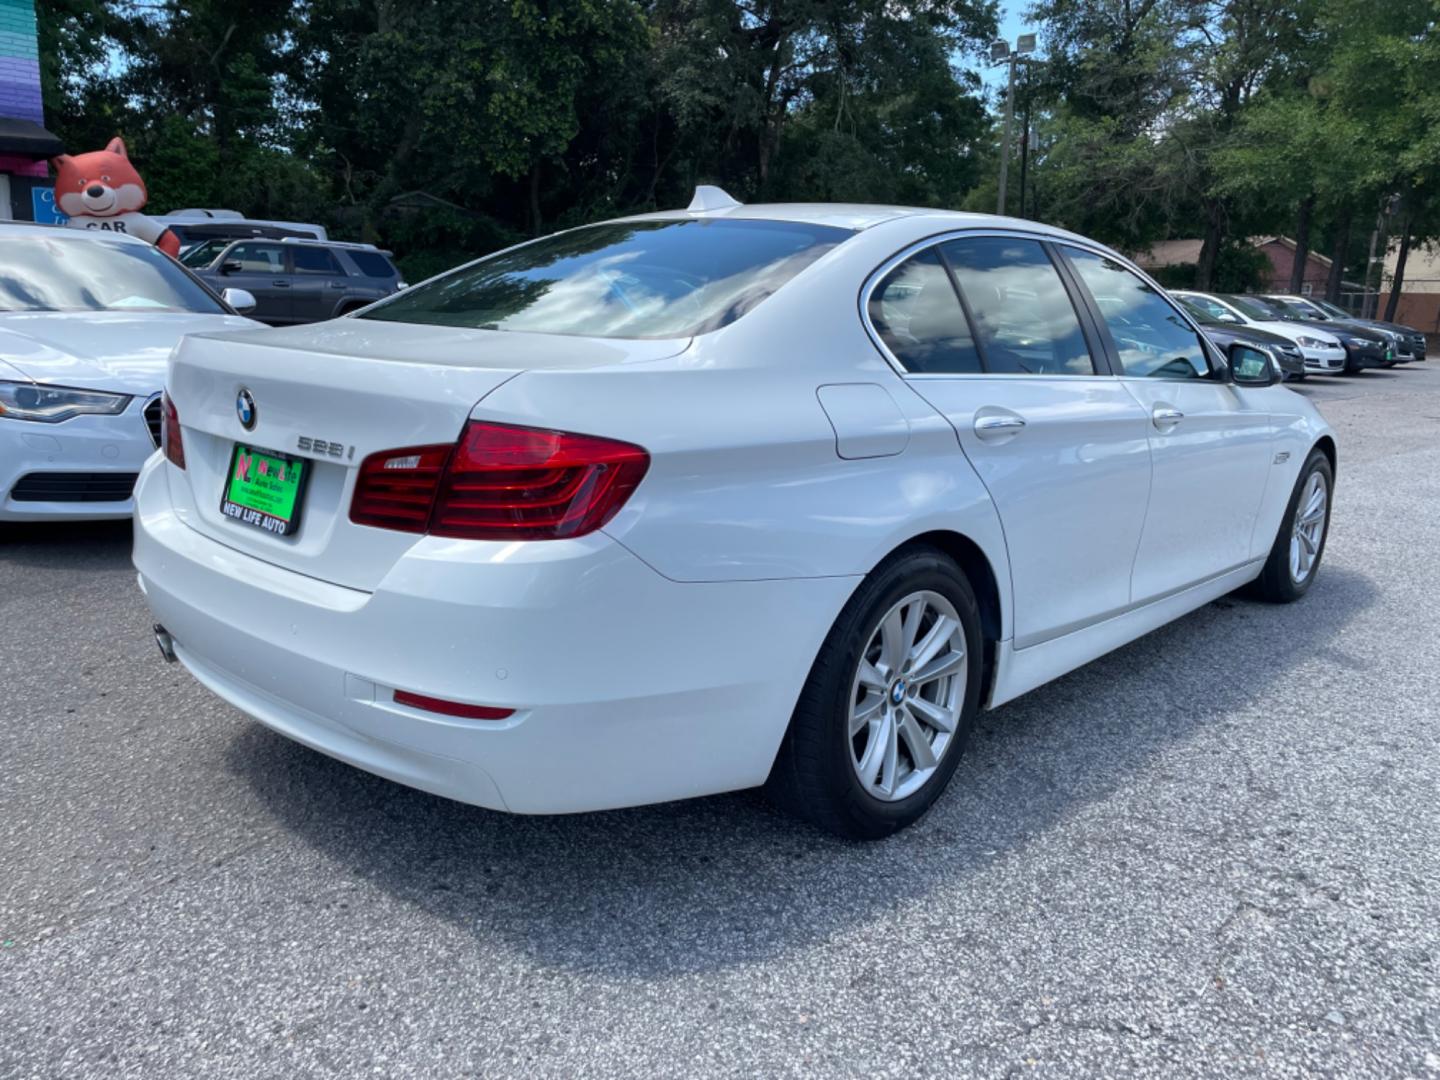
xmin=222 ymin=287 xmax=257 ymax=314
xmin=220 ymin=259 xmax=242 ymax=275
xmin=1228 ymin=343 xmax=1278 ymax=387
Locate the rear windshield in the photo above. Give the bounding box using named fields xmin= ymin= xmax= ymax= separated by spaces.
xmin=358 ymin=218 xmax=852 ymax=338
xmin=348 ymin=250 xmax=397 ymax=278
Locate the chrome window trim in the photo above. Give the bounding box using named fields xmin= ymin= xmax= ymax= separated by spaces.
xmin=859 ymin=226 xmax=1225 ymax=381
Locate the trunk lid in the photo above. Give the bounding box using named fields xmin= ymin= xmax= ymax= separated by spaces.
xmin=164 ymin=320 xmax=687 ymax=591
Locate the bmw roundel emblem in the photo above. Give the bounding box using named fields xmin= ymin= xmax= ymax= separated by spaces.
xmin=236 ymin=388 xmax=256 ymax=430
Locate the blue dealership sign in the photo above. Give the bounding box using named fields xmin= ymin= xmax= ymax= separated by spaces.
xmin=32 ymin=187 xmax=67 ymax=225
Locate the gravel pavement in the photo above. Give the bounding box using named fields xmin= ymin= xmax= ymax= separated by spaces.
xmin=2 ymin=364 xmax=1438 ymax=1078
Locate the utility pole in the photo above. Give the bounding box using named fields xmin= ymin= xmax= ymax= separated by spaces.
xmin=992 ymin=34 xmax=1036 ymax=217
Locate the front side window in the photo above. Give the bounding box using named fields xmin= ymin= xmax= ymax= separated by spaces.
xmin=942 ymin=237 xmax=1096 ymax=376
xmin=1063 ymin=248 xmax=1210 ymax=379
xmin=180 ymin=238 xmax=231 ymax=268
xmin=360 ymin=218 xmax=852 ymax=339
xmin=227 ymin=243 xmax=287 ymax=274
xmin=867 ymin=249 xmax=981 ymax=374
xmin=0 ymin=236 xmax=225 ymax=314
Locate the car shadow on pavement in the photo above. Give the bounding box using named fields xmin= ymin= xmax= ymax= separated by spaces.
xmin=226 ymin=565 xmax=1378 ymax=978
xmin=0 ymin=520 xmax=132 ymax=570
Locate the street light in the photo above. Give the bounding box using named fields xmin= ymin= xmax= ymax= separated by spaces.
xmin=994 ymin=33 xmax=1037 ymax=216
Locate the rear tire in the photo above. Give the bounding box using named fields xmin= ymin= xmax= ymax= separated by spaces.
xmin=1249 ymin=449 xmax=1333 ymax=603
xmin=766 ymin=547 xmax=984 ymax=840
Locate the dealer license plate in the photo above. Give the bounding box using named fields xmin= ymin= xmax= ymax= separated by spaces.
xmin=220 ymin=444 xmax=308 ymax=536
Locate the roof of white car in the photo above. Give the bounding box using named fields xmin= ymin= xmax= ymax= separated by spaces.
xmin=0 ymin=220 xmax=149 ymax=246
xmin=619 ymin=201 xmax=1101 ymax=245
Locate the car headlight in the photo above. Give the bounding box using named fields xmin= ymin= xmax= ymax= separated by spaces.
xmin=0 ymin=380 xmax=132 ymax=423
xmin=1295 ymin=336 xmax=1332 ymax=349
xmin=1346 ymin=335 xmax=1381 ymax=348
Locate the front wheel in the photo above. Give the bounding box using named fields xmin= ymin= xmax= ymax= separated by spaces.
xmin=766 ymin=547 xmax=984 ymax=840
xmin=1250 ymin=449 xmax=1333 ymax=603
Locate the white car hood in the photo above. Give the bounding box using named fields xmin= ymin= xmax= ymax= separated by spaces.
xmin=1254 ymin=319 xmax=1338 ymax=345
xmin=0 ymin=311 xmax=262 ymax=396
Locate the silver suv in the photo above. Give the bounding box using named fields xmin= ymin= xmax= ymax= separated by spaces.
xmin=185 ymin=238 xmax=406 ymax=325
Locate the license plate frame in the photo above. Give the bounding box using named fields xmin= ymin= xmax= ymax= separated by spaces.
xmin=219 ymin=443 xmax=310 ymax=537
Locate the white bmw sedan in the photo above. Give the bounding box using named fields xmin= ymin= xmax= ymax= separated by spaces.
xmin=0 ymin=224 xmax=259 ymax=521
xmin=133 ymin=195 xmax=1336 ymax=839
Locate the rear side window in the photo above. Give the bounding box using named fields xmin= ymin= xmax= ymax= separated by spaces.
xmin=1062 ymin=248 xmax=1210 ymax=379
xmin=942 ymin=237 xmax=1096 ymax=375
xmin=348 ymin=251 xmax=398 ymax=278
xmin=291 ymin=247 xmax=344 ymax=275
xmin=359 ymin=218 xmax=852 ymax=339
xmin=868 ymin=249 xmax=981 ymax=374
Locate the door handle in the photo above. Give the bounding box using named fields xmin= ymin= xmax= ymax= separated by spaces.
xmin=1152 ymin=406 xmax=1184 ymax=429
xmin=973 ymin=414 xmax=1027 ymax=440
xmin=329 ymin=281 xmax=346 ymax=289
xmin=272 ymin=280 xmax=291 ymax=287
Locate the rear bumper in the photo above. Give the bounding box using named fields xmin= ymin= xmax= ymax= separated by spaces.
xmin=132 ymin=455 xmax=854 ymax=813
xmin=0 ymin=403 xmax=155 ymax=521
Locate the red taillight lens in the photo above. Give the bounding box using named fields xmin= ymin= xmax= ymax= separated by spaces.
xmin=393 ymin=690 xmax=513 ymax=721
xmin=350 ymin=421 xmax=649 ymax=541
xmin=162 ymin=391 xmax=185 ymax=470
xmin=350 ymin=444 xmax=452 ymax=533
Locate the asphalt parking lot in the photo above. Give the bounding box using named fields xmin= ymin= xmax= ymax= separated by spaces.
xmin=3 ymin=364 xmax=1438 ymax=1079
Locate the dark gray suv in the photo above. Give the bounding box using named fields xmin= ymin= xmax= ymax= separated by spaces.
xmin=185 ymin=239 xmax=406 ymax=325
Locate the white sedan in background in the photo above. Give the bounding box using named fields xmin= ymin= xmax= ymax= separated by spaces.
xmin=1172 ymin=290 xmax=1349 ymax=373
xmin=134 ymin=193 xmax=1336 ymax=839
xmin=0 ymin=224 xmax=259 ymax=522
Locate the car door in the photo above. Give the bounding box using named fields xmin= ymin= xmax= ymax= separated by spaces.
xmin=1058 ymin=246 xmax=1273 ymax=601
xmin=288 ymin=245 xmax=349 ymax=322
xmin=217 ymin=242 xmax=293 ymax=323
xmin=868 ymin=234 xmax=1153 ymax=649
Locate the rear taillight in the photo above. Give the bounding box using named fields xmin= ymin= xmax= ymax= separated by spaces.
xmin=350 ymin=421 xmax=649 ymax=541
xmin=162 ymin=392 xmax=185 ymax=470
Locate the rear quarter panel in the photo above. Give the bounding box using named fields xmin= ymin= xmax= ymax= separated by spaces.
xmin=468 ymin=219 xmax=1015 ymax=637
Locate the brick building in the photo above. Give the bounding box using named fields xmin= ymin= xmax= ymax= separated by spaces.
xmin=1250 ymin=236 xmax=1333 ymax=294
xmin=0 ymin=0 xmax=62 ymax=221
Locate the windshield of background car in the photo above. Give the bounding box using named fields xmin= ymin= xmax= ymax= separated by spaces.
xmin=1312 ymin=298 xmax=1352 ymax=319
xmin=1226 ymin=295 xmax=1296 ymax=321
xmin=358 ymin=218 xmax=854 ymax=339
xmin=0 ymin=236 xmax=226 ymax=314
xmin=180 ymin=239 xmax=231 ymax=268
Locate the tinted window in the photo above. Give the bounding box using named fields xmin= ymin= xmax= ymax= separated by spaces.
xmin=228 ymin=243 xmax=286 ymax=274
xmin=360 ymin=218 xmax=852 ymax=339
xmin=349 ymin=251 xmax=397 ymax=278
xmin=942 ymin=237 xmax=1095 ymax=375
xmin=1226 ymin=294 xmax=1298 ymax=321
xmin=291 ymin=247 xmax=343 ymax=274
xmin=0 ymin=236 xmax=225 ymax=314
xmin=1064 ymin=248 xmax=1209 ymax=379
xmin=180 ymin=238 xmax=230 ymax=268
xmin=868 ymin=249 xmax=980 ymax=374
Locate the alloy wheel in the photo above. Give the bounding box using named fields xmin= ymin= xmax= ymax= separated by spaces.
xmin=1289 ymin=471 xmax=1328 ymax=584
xmin=848 ymin=590 xmax=966 ymax=802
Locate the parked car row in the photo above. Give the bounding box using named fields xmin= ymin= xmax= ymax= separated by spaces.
xmin=1174 ymin=290 xmax=1426 ymax=375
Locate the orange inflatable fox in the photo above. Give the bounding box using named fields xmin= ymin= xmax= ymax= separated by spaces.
xmin=50 ymin=137 xmax=180 ymax=257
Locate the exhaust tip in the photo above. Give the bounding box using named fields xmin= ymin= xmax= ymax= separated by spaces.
xmin=153 ymin=624 xmax=177 ymax=664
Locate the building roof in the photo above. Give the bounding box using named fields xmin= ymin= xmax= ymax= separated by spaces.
xmin=1132 ymin=239 xmax=1204 ymax=269
xmin=1249 ymin=236 xmax=1333 ymax=268
xmin=0 ymin=116 xmax=63 ymax=158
